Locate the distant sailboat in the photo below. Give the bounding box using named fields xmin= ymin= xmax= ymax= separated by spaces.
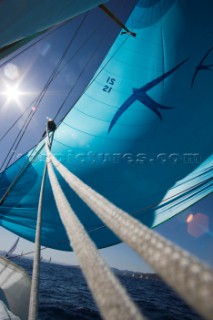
xmin=3 ymin=237 xmax=20 ymax=259
xmin=19 ymin=251 xmax=24 ymax=260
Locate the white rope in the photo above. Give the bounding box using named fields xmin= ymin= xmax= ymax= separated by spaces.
xmin=46 ymin=157 xmax=145 ymax=320
xmin=47 ymin=147 xmax=213 ymax=320
xmin=28 ymin=128 xmax=53 ymax=320
xmin=28 ymin=163 xmax=47 ymax=320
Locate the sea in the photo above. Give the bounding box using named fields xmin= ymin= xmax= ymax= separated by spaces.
xmin=15 ymin=258 xmax=203 ymax=320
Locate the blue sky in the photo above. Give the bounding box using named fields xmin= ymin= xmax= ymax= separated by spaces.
xmin=0 ymin=0 xmax=212 ymax=273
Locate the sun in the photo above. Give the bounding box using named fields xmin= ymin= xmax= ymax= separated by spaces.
xmin=1 ymin=81 xmax=33 ymax=111
xmin=0 ymin=82 xmax=26 ymax=108
xmin=4 ymin=85 xmax=21 ymax=102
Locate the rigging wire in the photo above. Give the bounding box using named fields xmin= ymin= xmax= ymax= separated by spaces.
xmin=56 ymin=20 xmax=108 ymax=76
xmin=0 ymin=11 xmax=114 ymax=204
xmin=0 ymin=0 xmax=152 ymax=182
xmin=0 ymin=4 xmax=129 ymax=147
xmin=0 ymin=13 xmax=88 ymax=174
xmin=0 ymin=19 xmax=72 ymax=69
xmin=0 ymin=19 xmax=136 ymax=205
xmin=0 ymin=0 xmax=175 ymax=213
xmin=0 ymin=109 xmax=34 ymax=173
xmin=0 ymin=13 xmax=115 ymax=189
xmin=0 ymin=105 xmax=33 ymax=143
xmin=0 ymin=18 xmax=106 ymax=144
xmin=0 ymin=141 xmax=45 ymax=206
xmin=56 ymin=34 xmax=130 ymax=126
xmin=54 ymin=24 xmax=111 ymax=121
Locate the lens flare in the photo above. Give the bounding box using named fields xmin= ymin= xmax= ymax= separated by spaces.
xmin=187 ymin=212 xmax=209 ymax=238
xmin=186 ymin=213 xmax=193 ymax=223
xmin=4 ymin=63 xmax=20 ymax=80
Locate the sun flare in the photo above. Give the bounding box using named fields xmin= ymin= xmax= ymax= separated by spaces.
xmin=4 ymin=85 xmax=21 ymax=102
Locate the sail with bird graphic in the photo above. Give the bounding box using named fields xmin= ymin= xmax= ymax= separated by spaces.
xmin=0 ymin=0 xmax=212 ymax=251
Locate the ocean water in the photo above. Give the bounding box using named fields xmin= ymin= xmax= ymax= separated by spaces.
xmin=15 ymin=258 xmax=203 ymax=320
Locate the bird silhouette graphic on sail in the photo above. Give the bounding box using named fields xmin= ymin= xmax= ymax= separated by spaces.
xmin=108 ymin=58 xmax=189 ymax=133
xmin=191 ymin=46 xmax=213 ymax=88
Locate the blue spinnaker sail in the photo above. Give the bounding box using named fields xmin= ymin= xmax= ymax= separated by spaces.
xmin=0 ymin=0 xmax=213 ymax=250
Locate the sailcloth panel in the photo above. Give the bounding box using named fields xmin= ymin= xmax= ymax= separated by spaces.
xmin=0 ymin=0 xmax=108 ymax=51
xmin=0 ymin=0 xmax=213 ymax=250
xmin=0 ymin=257 xmax=31 ymax=320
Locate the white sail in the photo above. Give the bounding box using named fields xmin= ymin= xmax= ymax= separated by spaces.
xmin=0 ymin=257 xmax=31 ymax=320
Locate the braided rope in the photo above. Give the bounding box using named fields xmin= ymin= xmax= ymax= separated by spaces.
xmin=28 ymin=163 xmax=47 ymax=320
xmin=28 ymin=130 xmax=54 ymax=320
xmin=47 ymin=147 xmax=213 ymax=320
xmin=46 ymin=154 xmax=145 ymax=320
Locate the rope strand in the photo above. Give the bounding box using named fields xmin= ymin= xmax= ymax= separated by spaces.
xmin=28 ymin=127 xmax=54 ymax=320
xmin=28 ymin=161 xmax=47 ymax=320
